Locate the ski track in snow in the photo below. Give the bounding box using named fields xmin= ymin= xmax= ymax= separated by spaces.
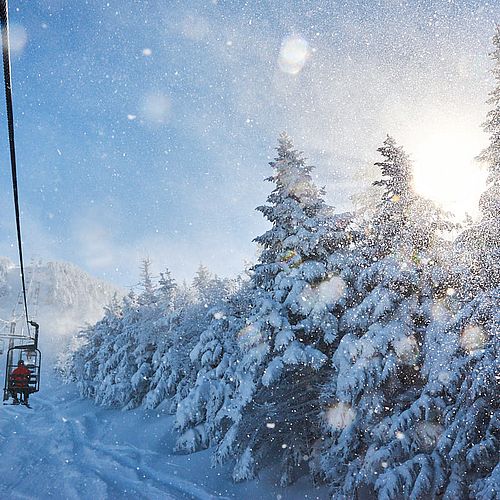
xmin=0 ymin=384 xmax=224 ymax=500
xmin=0 ymin=380 xmax=327 ymax=500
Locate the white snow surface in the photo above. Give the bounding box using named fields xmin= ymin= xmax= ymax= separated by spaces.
xmin=0 ymin=369 xmax=327 ymax=499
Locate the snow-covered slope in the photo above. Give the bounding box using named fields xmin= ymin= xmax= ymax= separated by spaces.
xmin=0 ymin=377 xmax=326 ymax=499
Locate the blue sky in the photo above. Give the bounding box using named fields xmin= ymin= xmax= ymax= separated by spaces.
xmin=0 ymin=0 xmax=498 ymax=287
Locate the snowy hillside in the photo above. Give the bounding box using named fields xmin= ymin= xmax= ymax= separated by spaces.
xmin=0 ymin=264 xmax=326 ymax=498
xmin=0 ymin=257 xmax=123 ymax=356
xmin=0 ymin=2 xmax=499 ymax=498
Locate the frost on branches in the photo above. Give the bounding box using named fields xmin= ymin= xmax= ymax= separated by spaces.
xmin=457 ymin=27 xmax=500 ymax=293
xmin=175 ymin=280 xmax=253 ymax=454
xmin=145 ymin=265 xmax=232 ymax=413
xmin=69 ymin=261 xmax=233 ymax=412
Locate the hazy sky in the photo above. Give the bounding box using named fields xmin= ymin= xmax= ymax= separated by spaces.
xmin=0 ymin=0 xmax=498 ymax=287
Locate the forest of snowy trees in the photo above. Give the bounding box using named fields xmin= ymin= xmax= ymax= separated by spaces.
xmin=61 ymin=32 xmax=500 ymax=499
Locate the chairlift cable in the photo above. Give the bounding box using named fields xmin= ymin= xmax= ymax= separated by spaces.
xmin=0 ymin=2 xmax=41 ymax=405
xmin=0 ymin=0 xmax=31 ymax=337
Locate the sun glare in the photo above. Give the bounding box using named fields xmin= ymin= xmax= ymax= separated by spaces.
xmin=408 ymin=121 xmax=488 ymax=219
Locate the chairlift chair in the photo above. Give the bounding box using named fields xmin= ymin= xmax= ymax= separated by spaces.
xmin=2 ymin=322 xmax=41 ymax=402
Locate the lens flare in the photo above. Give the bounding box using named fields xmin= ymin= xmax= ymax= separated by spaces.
xmin=324 ymin=402 xmax=356 ymax=430
xmin=181 ymin=15 xmax=209 ymax=41
xmin=431 ymin=300 xmax=450 ymax=322
xmin=437 ymin=371 xmax=451 ymax=384
xmin=300 ymin=275 xmax=346 ymax=313
xmin=460 ymin=324 xmax=487 ymax=353
xmin=415 ymin=422 xmax=443 ymax=450
xmin=9 ymin=24 xmax=28 ymax=56
xmin=278 ymin=36 xmax=310 ymax=75
xmin=393 ymin=334 xmax=419 ymax=364
xmin=237 ymin=324 xmax=261 ymax=347
xmin=141 ymin=92 xmax=171 ymax=125
xmin=316 ymin=275 xmax=346 ymax=304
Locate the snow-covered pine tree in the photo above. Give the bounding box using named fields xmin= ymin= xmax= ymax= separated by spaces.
xmin=167 ymin=266 xmax=231 ymax=409
xmin=95 ymin=290 xmax=143 ymax=407
xmin=456 ymin=28 xmax=500 ymax=293
xmin=361 ymin=288 xmax=499 ymax=500
xmin=144 ymin=266 xmax=231 ymax=412
xmin=214 ymin=133 xmax=350 ymax=485
xmin=438 ymin=292 xmax=499 ymax=500
xmin=92 ymin=261 xmax=163 ymax=409
xmin=144 ymin=280 xmax=191 ymax=410
xmin=71 ymin=293 xmax=123 ymax=399
xmin=320 ymin=136 xmax=452 ymax=496
xmin=370 ymin=135 xmax=450 ymax=255
xmin=123 ymin=260 xmax=165 ymax=409
xmin=192 ymin=264 xmax=216 ymax=306
xmin=57 ymin=291 xmax=121 ymax=382
xmin=70 ymin=261 xmax=169 ymax=409
xmin=175 ymin=278 xmax=252 ymax=453
xmin=137 ymin=258 xmax=158 ymax=306
xmin=158 ymin=268 xmax=177 ymax=310
xmin=445 ymin=31 xmax=500 ymax=497
xmin=364 ymin=32 xmax=500 ymax=500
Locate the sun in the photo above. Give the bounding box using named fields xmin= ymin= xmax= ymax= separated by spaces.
xmin=407 ymin=120 xmax=488 ymax=219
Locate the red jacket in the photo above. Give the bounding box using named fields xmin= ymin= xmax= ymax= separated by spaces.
xmin=10 ymin=365 xmax=31 ymax=389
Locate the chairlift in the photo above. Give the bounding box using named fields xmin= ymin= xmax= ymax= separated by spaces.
xmin=2 ymin=321 xmax=41 ymax=402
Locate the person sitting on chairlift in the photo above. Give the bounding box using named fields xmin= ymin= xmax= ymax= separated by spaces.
xmin=9 ymin=359 xmax=31 ymax=406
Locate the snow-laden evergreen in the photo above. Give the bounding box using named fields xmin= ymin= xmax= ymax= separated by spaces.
xmin=69 ymin=261 xmax=234 ymax=413
xmin=175 ymin=279 xmax=253 ymax=453
xmin=353 ymin=32 xmax=500 ymax=500
xmin=69 ymin=294 xmax=123 ymax=400
xmin=209 ymin=133 xmax=353 ymax=485
xmin=69 ymin=260 xmax=166 ymax=408
xmin=145 ymin=265 xmax=233 ymax=413
xmin=351 ymin=285 xmax=499 ymax=500
xmin=70 ymin=260 xmax=168 ymax=409
xmin=319 ymin=136 xmax=454 ymax=496
xmin=456 ymin=28 xmax=500 ymax=293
